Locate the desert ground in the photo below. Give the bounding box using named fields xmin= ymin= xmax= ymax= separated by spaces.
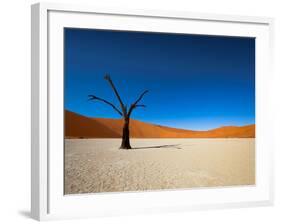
xmin=64 ymin=138 xmax=255 ymax=194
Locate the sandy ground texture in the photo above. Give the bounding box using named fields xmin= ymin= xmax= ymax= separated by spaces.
xmin=64 ymin=138 xmax=255 ymax=194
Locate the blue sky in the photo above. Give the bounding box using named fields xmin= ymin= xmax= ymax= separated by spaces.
xmin=64 ymin=28 xmax=255 ymax=131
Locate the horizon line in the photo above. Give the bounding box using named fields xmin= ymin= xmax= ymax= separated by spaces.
xmin=65 ymin=109 xmax=255 ymax=132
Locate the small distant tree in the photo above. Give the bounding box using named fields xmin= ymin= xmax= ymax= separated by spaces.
xmin=88 ymin=74 xmax=148 ymax=149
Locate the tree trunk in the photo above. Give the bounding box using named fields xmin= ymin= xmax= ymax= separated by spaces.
xmin=119 ymin=118 xmax=131 ymax=149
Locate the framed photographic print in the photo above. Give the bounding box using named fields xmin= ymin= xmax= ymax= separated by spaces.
xmin=31 ymin=2 xmax=274 ymax=221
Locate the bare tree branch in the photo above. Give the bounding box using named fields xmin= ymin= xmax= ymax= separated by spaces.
xmin=128 ymin=90 xmax=149 ymax=117
xmin=135 ymin=104 xmax=146 ymax=108
xmin=88 ymin=95 xmax=123 ymax=116
xmin=104 ymin=74 xmax=126 ymax=115
xmin=133 ymin=90 xmax=149 ymax=105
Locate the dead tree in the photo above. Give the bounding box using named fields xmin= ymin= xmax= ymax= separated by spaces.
xmin=88 ymin=74 xmax=148 ymax=149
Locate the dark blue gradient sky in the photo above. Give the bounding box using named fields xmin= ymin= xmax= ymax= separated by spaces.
xmin=64 ymin=28 xmax=255 ymax=130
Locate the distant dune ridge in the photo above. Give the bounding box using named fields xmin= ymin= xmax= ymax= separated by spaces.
xmin=65 ymin=110 xmax=255 ymax=138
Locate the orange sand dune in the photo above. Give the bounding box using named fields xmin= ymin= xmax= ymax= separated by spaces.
xmin=65 ymin=110 xmax=120 ymax=138
xmin=65 ymin=110 xmax=255 ymax=138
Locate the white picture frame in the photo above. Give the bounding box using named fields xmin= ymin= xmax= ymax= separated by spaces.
xmin=31 ymin=2 xmax=274 ymax=221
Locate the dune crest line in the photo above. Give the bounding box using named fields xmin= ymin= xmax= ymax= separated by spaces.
xmin=65 ymin=110 xmax=255 ymax=139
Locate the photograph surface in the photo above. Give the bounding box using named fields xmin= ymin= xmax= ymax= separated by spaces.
xmin=64 ymin=28 xmax=255 ymax=194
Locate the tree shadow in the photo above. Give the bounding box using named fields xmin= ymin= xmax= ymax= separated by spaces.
xmin=133 ymin=144 xmax=182 ymax=150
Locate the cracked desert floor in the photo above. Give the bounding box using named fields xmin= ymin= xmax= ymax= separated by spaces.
xmin=64 ymin=138 xmax=255 ymax=194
